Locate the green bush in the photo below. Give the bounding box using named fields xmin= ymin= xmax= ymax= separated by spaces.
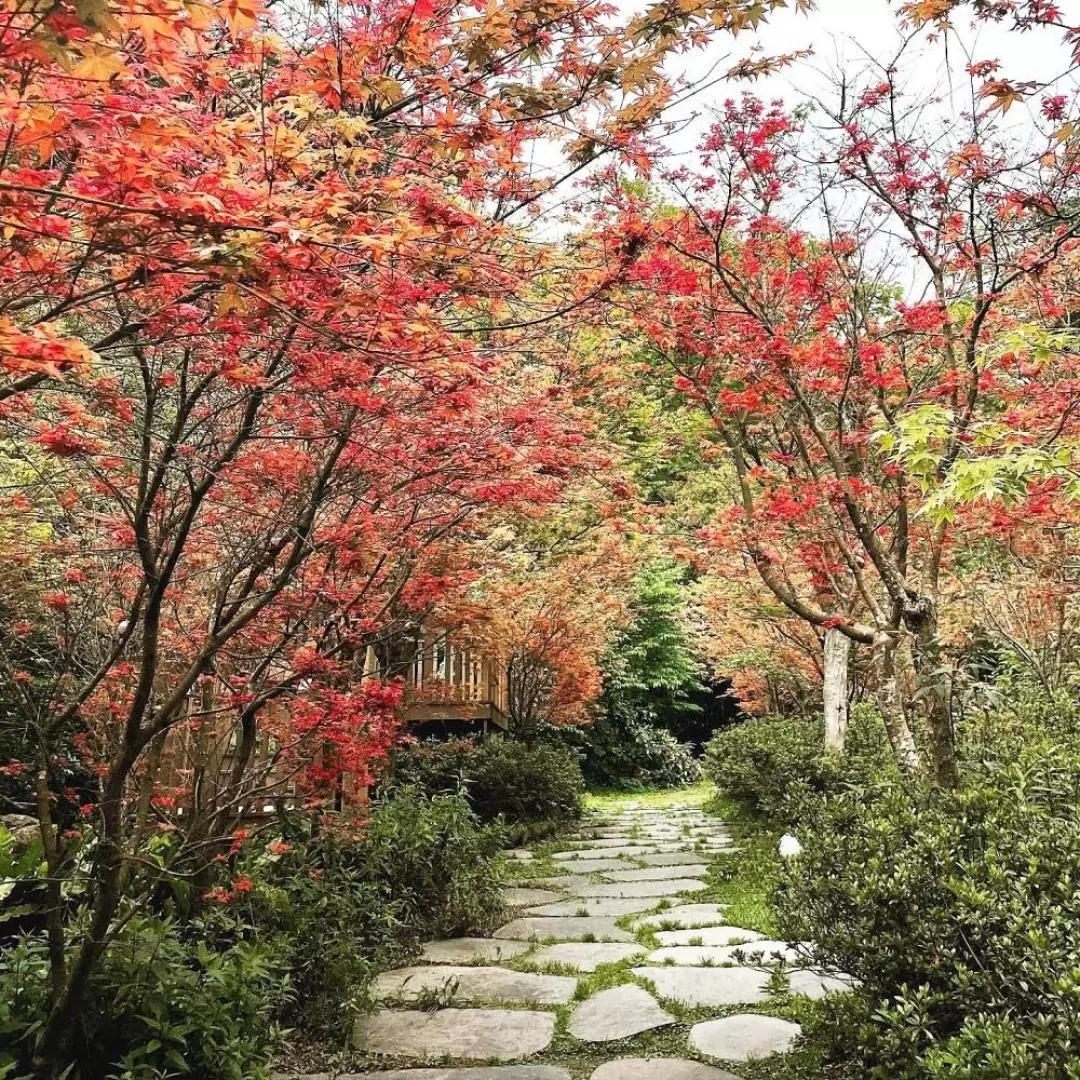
xmin=704 ymin=705 xmax=893 ymax=824
xmin=581 ymin=708 xmax=702 ymax=790
xmin=250 ymin=786 xmax=504 ymax=1038
xmin=0 ymin=915 xmax=286 ymax=1080
xmin=386 ymin=736 xmax=584 ymax=834
xmin=775 ymin=720 xmax=1080 ymax=1080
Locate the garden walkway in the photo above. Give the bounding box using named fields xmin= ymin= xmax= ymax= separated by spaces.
xmin=332 ymin=797 xmax=849 ymax=1078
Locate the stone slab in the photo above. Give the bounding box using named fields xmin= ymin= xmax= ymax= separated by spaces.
xmin=646 ymin=946 xmax=756 ymax=966
xmin=634 ymin=905 xmax=729 ymax=930
xmin=353 ymin=1009 xmax=556 ymax=1061
xmin=526 ymin=898 xmax=657 ymax=918
xmin=602 ymin=865 xmax=709 ymax=882
xmin=564 ymin=858 xmax=635 ymax=874
xmin=689 ymin=1014 xmax=801 ymax=1062
xmin=508 ymin=850 xmax=534 ymax=862
xmin=374 ymin=966 xmax=576 ymax=1006
xmin=556 ymin=845 xmax=661 ymax=858
xmin=707 ymin=940 xmax=806 ymax=965
xmin=636 ymin=852 xmax=717 ymax=867
xmin=590 ymin=1060 xmax=743 ymax=1080
xmin=361 ymin=1068 xmax=571 ymax=1080
xmin=421 ymin=939 xmax=532 ymax=965
xmin=572 ymin=879 xmax=707 ymax=899
xmin=505 ymin=888 xmax=563 ymax=907
xmin=527 ymin=942 xmax=646 ymax=972
xmin=633 ymin=966 xmax=770 ymax=1007
xmin=567 ymin=984 xmax=675 ymax=1043
xmin=528 ymin=876 xmax=594 ymax=892
xmin=787 ymin=969 xmax=855 ymax=999
xmin=654 ymin=927 xmax=764 ymax=947
xmin=494 ymin=917 xmax=634 ymax=943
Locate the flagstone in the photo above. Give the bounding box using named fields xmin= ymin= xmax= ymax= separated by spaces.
xmin=505 ymin=888 xmax=564 ymax=907
xmin=526 ymin=942 xmax=646 ymax=971
xmin=654 ymin=926 xmax=764 ymax=947
xmin=525 ymin=898 xmax=658 ymax=918
xmin=601 ymin=865 xmax=709 ymax=882
xmin=572 ymin=878 xmax=707 ymax=899
xmin=633 ymin=904 xmax=730 ymax=930
xmin=632 ymin=966 xmax=770 ymax=1007
xmin=353 ymin=1009 xmax=556 ymax=1061
xmin=786 ymin=969 xmax=856 ymax=999
xmin=689 ymin=1014 xmax=802 ymax=1062
xmin=493 ymin=916 xmax=635 ymax=942
xmin=421 ymin=938 xmax=532 ymax=964
xmin=567 ymin=984 xmax=675 ymax=1042
xmin=373 ymin=966 xmax=576 ymax=1006
xmin=360 ymin=1068 xmax=571 ymax=1080
xmin=635 ymin=852 xmax=717 ymax=867
xmin=589 ymin=1060 xmax=743 ymax=1080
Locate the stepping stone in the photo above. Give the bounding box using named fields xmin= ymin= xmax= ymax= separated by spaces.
xmin=529 ymin=876 xmax=593 ymax=892
xmin=567 ymin=984 xmax=675 ymax=1042
xmin=573 ymin=879 xmax=707 ymax=899
xmin=654 ymin=927 xmax=764 ymax=947
xmin=373 ymin=966 xmax=576 ymax=1006
xmin=590 ymin=1060 xmax=743 ymax=1080
xmin=646 ymin=945 xmax=758 ymax=965
xmin=635 ymin=905 xmax=729 ymax=930
xmin=787 ymin=969 xmax=855 ymax=999
xmin=506 ymin=888 xmax=563 ymax=907
xmin=354 ymin=1009 xmax=556 ymax=1061
xmin=508 ymin=851 xmax=535 ymax=862
xmin=636 ymin=852 xmax=716 ymax=867
xmin=565 ymin=858 xmax=635 ymax=873
xmin=527 ymin=942 xmax=645 ymax=971
xmin=494 ymin=917 xmax=634 ymax=943
xmin=561 ymin=840 xmax=661 ymax=852
xmin=633 ymin=966 xmax=770 ymax=1007
xmin=602 ymin=865 xmax=709 ymax=882
xmin=422 ymin=939 xmax=532 ymax=964
xmin=365 ymin=1068 xmax=571 ymax=1080
xmin=689 ymin=1014 xmax=802 ymax=1061
xmin=709 ymin=940 xmax=807 ymax=965
xmin=556 ymin=846 xmax=660 ymax=859
xmin=526 ymin=898 xmax=657 ymax=918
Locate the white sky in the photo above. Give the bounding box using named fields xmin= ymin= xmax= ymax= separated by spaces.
xmin=659 ymin=0 xmax=1080 ymax=155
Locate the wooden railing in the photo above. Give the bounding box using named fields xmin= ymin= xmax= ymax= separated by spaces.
xmin=403 ymin=635 xmax=508 ymax=725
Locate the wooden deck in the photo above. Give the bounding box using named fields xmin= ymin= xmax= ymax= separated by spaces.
xmin=402 ymin=635 xmax=509 ymax=730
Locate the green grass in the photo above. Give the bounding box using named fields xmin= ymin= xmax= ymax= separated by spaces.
xmin=583 ymin=781 xmax=715 ymax=811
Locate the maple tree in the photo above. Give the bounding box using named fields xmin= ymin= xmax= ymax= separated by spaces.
xmin=592 ymin=34 xmax=1080 ymax=784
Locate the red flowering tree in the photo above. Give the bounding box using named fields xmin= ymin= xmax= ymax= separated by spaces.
xmin=597 ymin=53 xmax=1080 ymax=784
xmin=0 ymin=0 xmax=810 ymax=1068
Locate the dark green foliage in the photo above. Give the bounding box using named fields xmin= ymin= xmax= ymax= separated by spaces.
xmin=582 ymin=561 xmax=709 ymax=788
xmin=704 ymin=704 xmax=894 ymax=824
xmin=579 ymin=709 xmax=701 ymax=790
xmin=386 ymin=736 xmax=584 ymax=834
xmin=776 ymin=717 xmax=1080 ymax=1080
xmin=0 ymin=915 xmax=286 ymax=1080
xmin=250 ymin=787 xmax=505 ymax=1038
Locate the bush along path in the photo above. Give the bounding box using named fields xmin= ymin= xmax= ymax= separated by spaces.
xmin=279 ymin=790 xmax=854 ymax=1079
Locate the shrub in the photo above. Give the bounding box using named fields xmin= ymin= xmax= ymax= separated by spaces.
xmin=249 ymin=787 xmax=504 ymax=1038
xmin=386 ymin=736 xmax=584 ymax=833
xmin=0 ymin=915 xmax=286 ymax=1080
xmin=581 ymin=709 xmax=702 ymax=790
xmin=775 ymin=720 xmax=1080 ymax=1080
xmin=704 ymin=704 xmax=893 ymax=824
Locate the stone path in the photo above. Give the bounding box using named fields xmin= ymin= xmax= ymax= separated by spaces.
xmin=332 ymin=798 xmax=852 ymax=1078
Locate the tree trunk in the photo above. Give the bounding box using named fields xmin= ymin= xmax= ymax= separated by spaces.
xmin=823 ymin=628 xmax=851 ymax=752
xmin=905 ymin=598 xmax=959 ymax=789
xmin=876 ymin=637 xmax=921 ymax=775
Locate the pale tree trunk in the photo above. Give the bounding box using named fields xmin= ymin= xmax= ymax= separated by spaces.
xmin=823 ymin=628 xmax=851 ymax=752
xmin=876 ymin=636 xmax=921 ymax=775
